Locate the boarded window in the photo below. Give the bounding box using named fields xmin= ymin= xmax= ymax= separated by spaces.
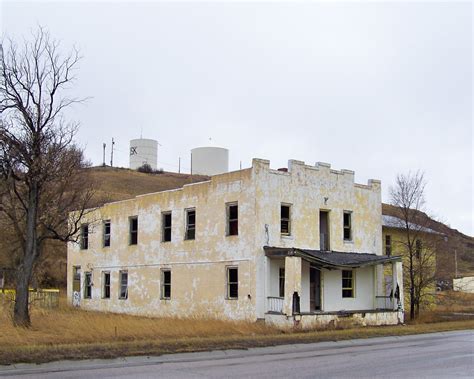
xmin=161 ymin=270 xmax=171 ymax=299
xmin=80 ymin=224 xmax=89 ymax=250
xmin=279 ymin=267 xmax=285 ymax=297
xmin=227 ymin=267 xmax=238 ymax=299
xmin=185 ymin=209 xmax=196 ymax=240
xmin=227 ymin=203 xmax=238 ymax=236
xmin=84 ymin=272 xmax=92 ymax=299
xmin=129 ymin=217 xmax=138 ymax=245
xmin=342 ymin=270 xmax=354 ymax=298
xmin=162 ymin=212 xmax=172 ymax=242
xmin=103 ymin=220 xmax=111 ymax=247
xmin=385 ymin=235 xmax=392 ymax=256
xmin=281 ymin=204 xmax=291 ymax=235
xmin=343 ymin=212 xmax=352 ymax=241
xmin=119 ymin=271 xmax=128 ymax=299
xmin=102 ymin=272 xmax=110 ymax=299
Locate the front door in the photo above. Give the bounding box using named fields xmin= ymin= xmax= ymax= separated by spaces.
xmin=309 ymin=267 xmax=321 ymax=311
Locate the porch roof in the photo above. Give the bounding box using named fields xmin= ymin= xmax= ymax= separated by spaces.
xmin=263 ymin=246 xmax=401 ymax=269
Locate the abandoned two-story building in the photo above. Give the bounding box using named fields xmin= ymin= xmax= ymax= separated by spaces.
xmin=67 ymin=159 xmax=404 ymax=327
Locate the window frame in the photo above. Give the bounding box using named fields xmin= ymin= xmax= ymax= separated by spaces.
xmin=185 ymin=208 xmax=196 ymax=240
xmin=129 ymin=216 xmax=138 ymax=245
xmin=80 ymin=224 xmax=89 ymax=250
xmin=226 ymin=266 xmax=239 ymax=300
xmin=119 ymin=270 xmax=128 ymax=300
xmin=84 ymin=271 xmax=92 ymax=299
xmin=103 ymin=220 xmax=111 ymax=248
xmin=161 ymin=269 xmax=172 ymax=300
xmin=279 ymin=267 xmax=285 ymax=298
xmin=343 ymin=211 xmax=352 ymax=241
xmin=226 ymin=202 xmax=238 ymax=236
xmin=102 ymin=271 xmax=111 ymax=299
xmin=415 ymin=239 xmax=422 ymax=259
xmin=280 ymin=203 xmax=292 ymax=236
xmin=342 ymin=269 xmax=355 ymax=298
xmin=162 ymin=211 xmax=172 ymax=242
xmin=385 ymin=235 xmax=392 ymax=256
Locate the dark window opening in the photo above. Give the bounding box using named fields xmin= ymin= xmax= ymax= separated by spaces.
xmin=227 ymin=203 xmax=238 ymax=236
xmin=415 ymin=239 xmax=422 ymax=259
xmin=119 ymin=271 xmax=128 ymax=299
xmin=103 ymin=272 xmax=110 ymax=299
xmin=343 ymin=212 xmax=352 ymax=241
xmin=279 ymin=267 xmax=285 ymax=297
xmin=342 ymin=270 xmax=354 ymax=298
xmin=103 ymin=220 xmax=111 ymax=247
xmin=80 ymin=224 xmax=89 ymax=250
xmin=227 ymin=267 xmax=238 ymax=299
xmin=161 ymin=270 xmax=171 ymax=299
xmin=129 ymin=217 xmax=138 ymax=245
xmin=281 ymin=205 xmax=291 ymax=235
xmin=185 ymin=209 xmax=196 ymax=240
xmin=385 ymin=235 xmax=392 ymax=256
xmin=162 ymin=212 xmax=172 ymax=242
xmin=84 ymin=272 xmax=92 ymax=299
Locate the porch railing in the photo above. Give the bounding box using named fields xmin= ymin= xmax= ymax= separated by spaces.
xmin=267 ymin=296 xmax=284 ymax=313
xmin=375 ymin=295 xmax=394 ymax=310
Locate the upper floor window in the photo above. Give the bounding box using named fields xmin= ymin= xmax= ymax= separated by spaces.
xmin=162 ymin=212 xmax=172 ymax=242
xmin=343 ymin=211 xmax=352 ymax=241
xmin=281 ymin=204 xmax=291 ymax=235
xmin=226 ymin=266 xmax=238 ymax=299
xmin=342 ymin=270 xmax=355 ymax=298
xmin=103 ymin=220 xmax=111 ymax=247
xmin=119 ymin=270 xmax=128 ymax=299
xmin=129 ymin=216 xmax=138 ymax=245
xmin=185 ymin=209 xmax=196 ymax=240
xmin=415 ymin=239 xmax=422 ymax=259
xmin=385 ymin=235 xmax=392 ymax=256
xmin=161 ymin=269 xmax=171 ymax=299
xmin=84 ymin=272 xmax=92 ymax=299
xmin=226 ymin=203 xmax=238 ymax=236
xmin=80 ymin=224 xmax=89 ymax=250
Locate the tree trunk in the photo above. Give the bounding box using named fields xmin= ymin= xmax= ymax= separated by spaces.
xmin=13 ymin=185 xmax=39 ymax=327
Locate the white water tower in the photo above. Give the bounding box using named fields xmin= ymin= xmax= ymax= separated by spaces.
xmin=191 ymin=147 xmax=229 ymax=176
xmin=129 ymin=139 xmax=158 ymax=170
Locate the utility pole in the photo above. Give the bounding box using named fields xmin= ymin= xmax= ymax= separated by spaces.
xmin=102 ymin=143 xmax=106 ymax=167
xmin=455 ymin=249 xmax=458 ymax=278
xmin=178 ymin=157 xmax=181 ymax=173
xmin=110 ymin=138 xmax=115 ymax=167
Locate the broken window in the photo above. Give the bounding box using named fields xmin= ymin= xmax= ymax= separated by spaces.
xmin=226 ymin=267 xmax=238 ymax=299
xmin=162 ymin=212 xmax=172 ymax=242
xmin=342 ymin=270 xmax=354 ymax=298
xmin=129 ymin=217 xmax=138 ymax=245
xmin=185 ymin=209 xmax=196 ymax=240
xmin=343 ymin=211 xmax=352 ymax=241
xmin=415 ymin=239 xmax=422 ymax=259
xmin=281 ymin=204 xmax=291 ymax=235
xmin=102 ymin=272 xmax=111 ymax=299
xmin=385 ymin=235 xmax=392 ymax=256
xmin=279 ymin=267 xmax=285 ymax=297
xmin=161 ymin=269 xmax=171 ymax=299
xmin=227 ymin=203 xmax=238 ymax=236
xmin=119 ymin=270 xmax=128 ymax=299
xmin=103 ymin=220 xmax=111 ymax=247
xmin=80 ymin=224 xmax=89 ymax=250
xmin=84 ymin=272 xmax=92 ymax=299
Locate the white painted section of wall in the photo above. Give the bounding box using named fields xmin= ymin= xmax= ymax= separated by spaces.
xmin=130 ymin=139 xmax=158 ymax=170
xmin=323 ymin=267 xmax=374 ymax=311
xmin=191 ymin=147 xmax=229 ymax=176
xmin=453 ymin=276 xmax=474 ymax=293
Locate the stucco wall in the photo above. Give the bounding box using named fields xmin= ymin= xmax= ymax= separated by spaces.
xmin=453 ymin=276 xmax=474 ymax=293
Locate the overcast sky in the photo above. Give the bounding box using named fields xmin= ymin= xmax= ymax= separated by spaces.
xmin=1 ymin=1 xmax=472 ymax=235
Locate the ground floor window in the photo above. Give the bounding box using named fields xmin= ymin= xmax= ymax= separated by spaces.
xmin=102 ymin=272 xmax=111 ymax=299
xmin=119 ymin=271 xmax=128 ymax=299
xmin=226 ymin=267 xmax=238 ymax=299
xmin=279 ymin=267 xmax=285 ymax=297
xmin=342 ymin=270 xmax=355 ymax=298
xmin=84 ymin=272 xmax=92 ymax=299
xmin=161 ymin=269 xmax=171 ymax=299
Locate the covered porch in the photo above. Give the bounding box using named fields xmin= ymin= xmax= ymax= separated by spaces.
xmin=264 ymin=246 xmax=404 ymax=327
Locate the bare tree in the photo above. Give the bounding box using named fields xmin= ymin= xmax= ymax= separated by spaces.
xmin=0 ymin=27 xmax=94 ymax=326
xmin=389 ymin=171 xmax=439 ymax=320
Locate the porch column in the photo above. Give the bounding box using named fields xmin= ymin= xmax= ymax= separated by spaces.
xmin=392 ymin=261 xmax=404 ymax=312
xmin=283 ymin=256 xmax=302 ymax=316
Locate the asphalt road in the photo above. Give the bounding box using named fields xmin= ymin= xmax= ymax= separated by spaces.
xmin=1 ymin=330 xmax=472 ymax=378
